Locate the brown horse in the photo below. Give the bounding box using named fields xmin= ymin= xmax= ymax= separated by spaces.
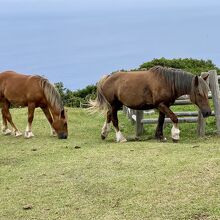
xmin=90 ymin=66 xmax=211 ymax=142
xmin=0 ymin=71 xmax=68 ymax=139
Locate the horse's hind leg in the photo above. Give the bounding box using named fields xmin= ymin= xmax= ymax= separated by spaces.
xmin=111 ymin=107 xmax=127 ymax=143
xmin=155 ymin=111 xmax=167 ymax=142
xmin=101 ymin=110 xmax=111 ymax=140
xmin=1 ymin=108 xmax=12 ymax=135
xmin=3 ymin=101 xmax=22 ymax=137
xmin=24 ymin=103 xmax=35 ymax=138
xmin=41 ymin=106 xmax=56 ymax=136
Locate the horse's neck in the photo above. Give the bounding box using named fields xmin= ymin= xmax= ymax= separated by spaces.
xmin=175 ymin=85 xmax=192 ymax=98
xmin=174 ymin=74 xmax=193 ymax=98
xmin=49 ymin=106 xmax=61 ymax=120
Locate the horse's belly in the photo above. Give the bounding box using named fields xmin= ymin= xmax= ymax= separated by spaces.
xmin=3 ymin=92 xmax=26 ymax=105
xmin=3 ymin=88 xmax=45 ymax=107
xmin=127 ymin=103 xmax=156 ymax=110
xmin=7 ymin=97 xmax=27 ymax=106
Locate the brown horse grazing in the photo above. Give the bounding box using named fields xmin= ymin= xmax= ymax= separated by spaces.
xmin=0 ymin=71 xmax=68 ymax=139
xmin=90 ymin=66 xmax=211 ymax=142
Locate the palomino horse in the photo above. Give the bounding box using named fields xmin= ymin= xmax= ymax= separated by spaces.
xmin=0 ymin=71 xmax=68 ymax=139
xmin=90 ymin=66 xmax=211 ymax=142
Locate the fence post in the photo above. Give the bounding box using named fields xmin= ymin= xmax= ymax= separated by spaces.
xmin=135 ymin=110 xmax=143 ymax=137
xmin=197 ymin=112 xmax=205 ymax=136
xmin=123 ymin=106 xmax=135 ymax=124
xmin=209 ymin=70 xmax=220 ymax=135
xmin=197 ymin=72 xmax=209 ymax=136
xmin=123 ymin=106 xmax=127 ymax=114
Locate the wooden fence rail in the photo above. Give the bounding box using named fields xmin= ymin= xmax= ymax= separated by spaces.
xmin=123 ymin=70 xmax=220 ymax=137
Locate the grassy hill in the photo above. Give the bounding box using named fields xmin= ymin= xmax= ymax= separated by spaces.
xmin=0 ymin=108 xmax=219 ymax=220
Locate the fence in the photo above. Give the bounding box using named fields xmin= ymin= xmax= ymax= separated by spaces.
xmin=123 ymin=70 xmax=220 ymax=137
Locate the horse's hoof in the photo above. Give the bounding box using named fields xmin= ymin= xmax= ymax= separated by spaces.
xmin=161 ymin=137 xmax=167 ymax=142
xmin=28 ymin=132 xmax=34 ymax=138
xmin=24 ymin=131 xmax=34 ymax=139
xmin=2 ymin=128 xmax=12 ymax=135
xmin=158 ymin=137 xmax=167 ymax=142
xmin=156 ymin=136 xmax=167 ymax=142
xmin=15 ymin=132 xmax=22 ymax=137
xmin=172 ymin=138 xmax=179 ymax=143
xmin=120 ymin=138 xmax=127 ymax=143
xmin=101 ymin=134 xmax=106 ymax=140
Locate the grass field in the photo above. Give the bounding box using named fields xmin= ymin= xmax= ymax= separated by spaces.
xmin=0 ymin=108 xmax=220 ymax=220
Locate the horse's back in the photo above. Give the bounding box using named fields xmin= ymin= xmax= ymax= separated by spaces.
xmin=101 ymin=70 xmax=171 ymax=109
xmin=103 ymin=70 xmax=160 ymax=88
xmin=0 ymin=71 xmax=32 ymax=82
xmin=0 ymin=71 xmax=45 ymax=106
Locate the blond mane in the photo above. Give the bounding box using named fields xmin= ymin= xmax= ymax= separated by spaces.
xmin=39 ymin=77 xmax=63 ymax=111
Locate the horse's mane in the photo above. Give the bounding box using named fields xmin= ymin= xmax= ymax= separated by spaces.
xmin=37 ymin=76 xmax=63 ymax=111
xmin=149 ymin=66 xmax=193 ymax=94
xmin=149 ymin=66 xmax=209 ymax=96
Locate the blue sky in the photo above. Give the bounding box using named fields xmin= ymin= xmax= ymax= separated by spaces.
xmin=0 ymin=0 xmax=220 ymax=89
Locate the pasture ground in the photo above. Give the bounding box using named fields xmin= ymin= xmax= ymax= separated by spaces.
xmin=0 ymin=108 xmax=219 ymax=220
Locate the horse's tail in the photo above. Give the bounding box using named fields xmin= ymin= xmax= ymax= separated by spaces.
xmin=89 ymin=75 xmax=111 ymax=113
xmin=39 ymin=77 xmax=63 ymax=111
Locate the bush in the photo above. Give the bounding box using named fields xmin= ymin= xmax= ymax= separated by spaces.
xmin=139 ymin=58 xmax=220 ymax=75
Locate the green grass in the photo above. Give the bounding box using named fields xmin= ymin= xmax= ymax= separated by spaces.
xmin=0 ymin=108 xmax=220 ymax=220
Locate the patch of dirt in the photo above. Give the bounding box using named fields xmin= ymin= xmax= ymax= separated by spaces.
xmin=191 ymin=213 xmax=210 ymax=220
xmin=0 ymin=158 xmax=19 ymax=166
xmin=23 ymin=204 xmax=33 ymax=210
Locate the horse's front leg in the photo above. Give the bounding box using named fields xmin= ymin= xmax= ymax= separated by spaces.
xmin=155 ymin=111 xmax=167 ymax=142
xmin=158 ymin=103 xmax=180 ymax=142
xmin=24 ymin=103 xmax=35 ymax=138
xmin=41 ymin=106 xmax=56 ymax=136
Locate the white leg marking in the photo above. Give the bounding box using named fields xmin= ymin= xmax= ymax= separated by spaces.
xmin=2 ymin=124 xmax=12 ymax=135
xmin=101 ymin=122 xmax=111 ymax=138
xmin=24 ymin=125 xmax=34 ymax=138
xmin=2 ymin=126 xmax=12 ymax=135
xmin=116 ymin=130 xmax=127 ymax=143
xmin=171 ymin=123 xmax=180 ymax=141
xmin=14 ymin=130 xmax=22 ymax=137
xmin=24 ymin=131 xmax=34 ymax=138
xmin=2 ymin=124 xmax=6 ymax=132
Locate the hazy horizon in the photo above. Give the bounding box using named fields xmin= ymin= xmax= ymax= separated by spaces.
xmin=0 ymin=0 xmax=220 ymax=90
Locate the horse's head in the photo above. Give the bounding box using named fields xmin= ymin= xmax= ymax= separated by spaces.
xmin=52 ymin=109 xmax=68 ymax=139
xmin=190 ymin=75 xmax=211 ymax=118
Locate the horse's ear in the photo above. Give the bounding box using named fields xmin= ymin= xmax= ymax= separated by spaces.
xmin=202 ymin=74 xmax=209 ymax=82
xmin=61 ymin=109 xmax=65 ymax=119
xmin=194 ymin=76 xmax=199 ymax=87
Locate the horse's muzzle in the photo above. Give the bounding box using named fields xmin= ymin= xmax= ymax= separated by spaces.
xmin=58 ymin=133 xmax=68 ymax=139
xmin=202 ymin=110 xmax=212 ymax=118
